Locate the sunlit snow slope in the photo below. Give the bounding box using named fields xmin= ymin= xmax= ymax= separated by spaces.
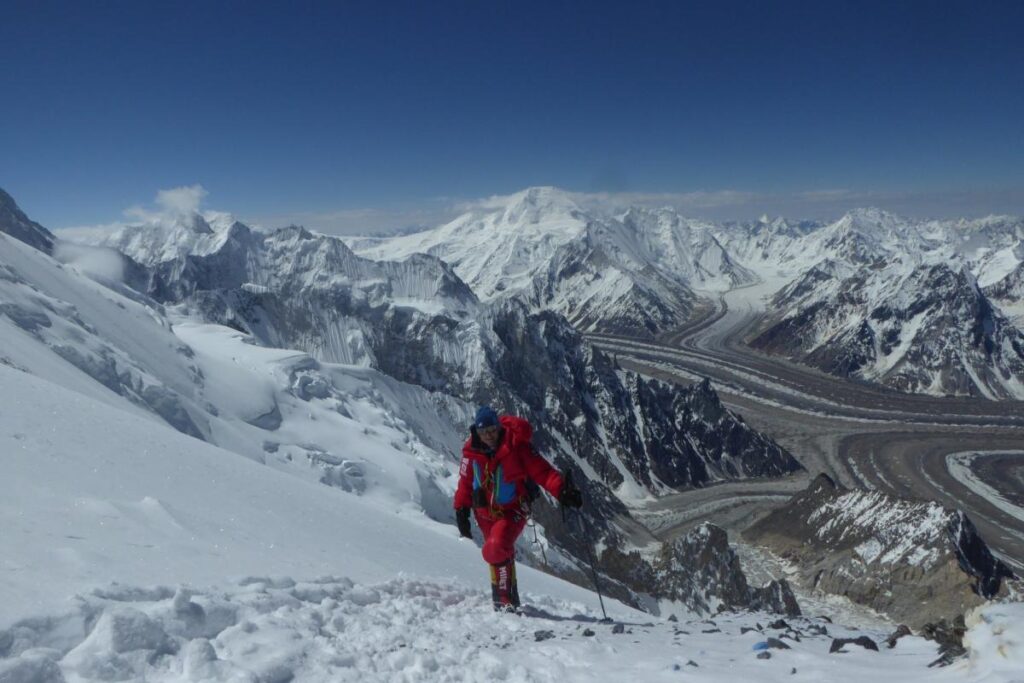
xmin=4 ymin=365 xmax=1023 ymax=682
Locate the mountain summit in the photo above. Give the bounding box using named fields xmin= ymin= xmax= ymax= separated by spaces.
xmin=351 ymin=187 xmax=754 ymax=336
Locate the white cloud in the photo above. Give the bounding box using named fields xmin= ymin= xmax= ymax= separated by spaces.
xmin=56 ymin=222 xmax=128 ymax=243
xmin=56 ymin=184 xmax=215 ymax=243
xmin=156 ymin=184 xmax=207 ymax=215
xmin=52 ymin=242 xmax=125 ymax=282
xmin=54 ymin=183 xmax=1024 ymax=242
xmin=124 ymin=184 xmax=208 ymax=223
xmin=245 ymin=203 xmax=462 ymax=237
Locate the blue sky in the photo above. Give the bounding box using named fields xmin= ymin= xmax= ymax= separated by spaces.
xmin=2 ymin=0 xmax=1023 ymax=233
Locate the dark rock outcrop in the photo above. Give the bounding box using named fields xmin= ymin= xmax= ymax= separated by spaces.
xmin=624 ymin=376 xmax=801 ymax=485
xmin=829 ymin=636 xmax=878 ymax=653
xmin=0 ymin=188 xmax=55 ymax=254
xmin=884 ymin=624 xmax=912 ymax=648
xmin=921 ymin=615 xmax=968 ymax=666
xmin=743 ymin=474 xmax=1015 ymax=627
xmin=599 ymin=522 xmax=800 ymax=617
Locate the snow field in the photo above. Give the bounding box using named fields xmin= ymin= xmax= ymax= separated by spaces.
xmin=3 ymin=575 xmax=1020 ymax=683
xmin=7 ymin=359 xmax=1022 ymax=681
xmin=0 ymin=364 xmax=607 ymax=629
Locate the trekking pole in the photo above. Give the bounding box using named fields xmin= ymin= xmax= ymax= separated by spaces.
xmin=564 ymin=472 xmax=610 ymax=622
xmin=527 ymin=512 xmax=550 ymax=569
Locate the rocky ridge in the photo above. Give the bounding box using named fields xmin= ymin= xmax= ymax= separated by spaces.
xmin=589 ymin=522 xmax=800 ymax=617
xmin=751 ymin=258 xmax=1024 ymax=399
xmin=743 ymin=474 xmax=1017 ymax=628
xmin=0 ymin=188 xmax=54 ymax=254
xmin=652 ymin=523 xmax=801 ymax=616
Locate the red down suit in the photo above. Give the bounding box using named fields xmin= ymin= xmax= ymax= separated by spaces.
xmin=454 ymin=415 xmax=563 ymax=564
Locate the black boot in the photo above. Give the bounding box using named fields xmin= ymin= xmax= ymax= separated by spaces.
xmin=509 ymin=560 xmax=520 ymax=609
xmin=490 ymin=559 xmax=519 ymax=613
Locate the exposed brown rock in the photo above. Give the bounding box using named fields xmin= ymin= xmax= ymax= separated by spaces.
xmin=743 ymin=474 xmax=1015 ymax=628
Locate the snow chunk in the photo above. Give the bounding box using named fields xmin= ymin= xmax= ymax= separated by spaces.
xmin=62 ymin=607 xmax=176 ymax=680
xmin=965 ymin=602 xmax=1024 ymax=679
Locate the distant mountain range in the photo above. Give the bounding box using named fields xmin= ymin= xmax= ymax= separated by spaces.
xmin=350 ymin=189 xmax=1024 ymax=399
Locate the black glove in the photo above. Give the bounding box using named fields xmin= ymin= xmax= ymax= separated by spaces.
xmin=558 ymin=479 xmax=583 ymax=509
xmin=456 ymin=507 xmax=472 ymax=539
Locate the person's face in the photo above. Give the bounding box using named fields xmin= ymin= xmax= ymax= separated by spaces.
xmin=479 ymin=425 xmax=500 ymax=448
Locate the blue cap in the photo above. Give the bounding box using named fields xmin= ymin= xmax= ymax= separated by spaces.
xmin=474 ymin=406 xmax=499 ymax=429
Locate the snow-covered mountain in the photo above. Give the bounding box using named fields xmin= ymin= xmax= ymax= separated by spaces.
xmin=612 ymin=206 xmax=754 ymax=292
xmin=719 ymin=209 xmax=1024 ymax=285
xmin=733 ymin=205 xmax=1024 ymax=397
xmin=708 ymin=209 xmax=1024 ymax=398
xmin=752 ymin=257 xmax=1024 ymax=398
xmin=713 ymin=214 xmax=823 ymax=272
xmin=350 ymin=187 xmax=755 ymax=336
xmin=0 ymin=188 xmax=803 ymax=615
xmin=349 ymin=191 xmax=1024 ymax=399
xmin=983 ymin=260 xmax=1024 ymax=326
xmin=805 ymin=208 xmax=944 ymax=266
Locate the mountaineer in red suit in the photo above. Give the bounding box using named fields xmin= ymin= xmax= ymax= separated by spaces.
xmin=454 ymin=406 xmax=583 ymax=612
